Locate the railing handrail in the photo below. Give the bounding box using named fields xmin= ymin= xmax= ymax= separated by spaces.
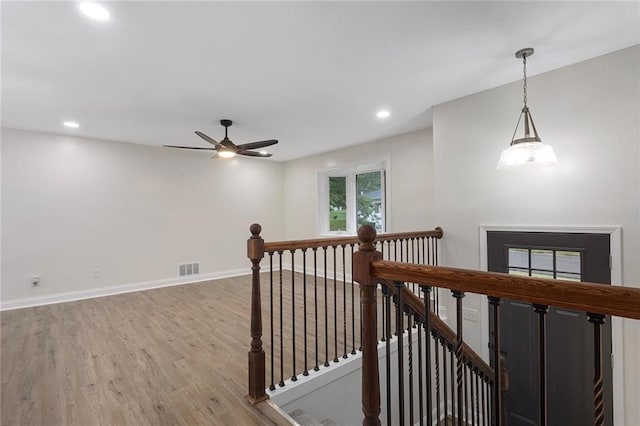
xmin=381 ymin=280 xmax=494 ymax=380
xmin=263 ymin=228 xmax=443 ymax=252
xmin=372 ymin=260 xmax=640 ymax=320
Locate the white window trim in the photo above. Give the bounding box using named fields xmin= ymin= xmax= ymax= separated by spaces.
xmin=317 ymin=160 xmax=390 ymax=236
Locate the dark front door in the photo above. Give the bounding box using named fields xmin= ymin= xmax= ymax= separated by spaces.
xmin=487 ymin=231 xmax=613 ymax=426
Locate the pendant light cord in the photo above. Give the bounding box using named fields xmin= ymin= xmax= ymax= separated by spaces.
xmin=522 ymin=54 xmax=528 ymax=107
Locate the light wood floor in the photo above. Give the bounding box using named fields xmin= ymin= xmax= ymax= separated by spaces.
xmin=1 ymin=276 xmax=293 ymax=426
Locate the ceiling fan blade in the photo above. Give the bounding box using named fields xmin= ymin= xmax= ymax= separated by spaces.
xmin=163 ymin=145 xmax=217 ymax=150
xmin=238 ymin=150 xmax=273 ymax=158
xmin=235 ymin=139 xmax=278 ymax=150
xmin=195 ymin=131 xmax=222 ymax=147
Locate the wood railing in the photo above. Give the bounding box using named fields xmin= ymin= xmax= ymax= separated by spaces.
xmin=246 ymin=224 xmax=443 ymax=404
xmin=354 ymin=224 xmax=640 ymax=425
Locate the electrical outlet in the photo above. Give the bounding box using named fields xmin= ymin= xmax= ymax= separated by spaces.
xmin=92 ymin=269 xmax=100 ymax=279
xmin=32 ymin=276 xmax=40 ymax=286
xmin=463 ymin=308 xmax=479 ymax=322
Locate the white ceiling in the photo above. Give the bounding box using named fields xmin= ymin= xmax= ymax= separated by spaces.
xmin=2 ymin=1 xmax=638 ymax=161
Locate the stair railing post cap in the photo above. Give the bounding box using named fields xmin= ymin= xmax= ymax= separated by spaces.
xmin=250 ymin=223 xmax=262 ymax=237
xmin=358 ymin=224 xmax=377 ymax=250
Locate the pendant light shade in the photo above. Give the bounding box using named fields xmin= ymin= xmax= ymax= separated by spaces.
xmin=497 ymin=48 xmax=557 ymax=171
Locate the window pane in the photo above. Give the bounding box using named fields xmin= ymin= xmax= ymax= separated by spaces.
xmin=356 ymin=171 xmax=383 ymax=232
xmin=556 ymin=251 xmax=581 ymax=274
xmin=531 ymin=269 xmax=554 ymax=279
xmin=508 ymin=248 xmax=529 ymax=268
xmin=531 ymin=249 xmax=553 ymax=270
xmin=508 ymin=268 xmax=529 ymax=277
xmin=329 ymin=176 xmax=346 ymax=231
xmin=557 ymin=272 xmax=581 ymax=282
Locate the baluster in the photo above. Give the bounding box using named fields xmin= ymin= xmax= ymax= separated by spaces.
xmin=442 ymin=338 xmax=449 ymax=422
xmin=417 ymin=315 xmax=425 ymax=426
xmin=342 ymin=245 xmax=348 ymax=359
xmin=475 ymin=368 xmax=481 ymax=426
xmin=464 ymin=360 xmax=473 ymax=424
xmin=291 ymin=250 xmax=297 ymax=381
xmin=453 ymin=290 xmax=465 ymax=425
xmin=302 ymin=249 xmax=309 ymax=376
xmin=423 ymin=286 xmax=433 ymax=426
xmin=394 ymin=239 xmax=398 ymax=261
xmin=313 ymin=248 xmax=320 ymax=372
xmin=333 ymin=246 xmax=339 ymax=363
xmin=247 ymin=224 xmax=267 ymax=403
xmin=323 ymin=247 xmax=329 ymax=367
xmin=482 ymin=375 xmax=487 ymax=426
xmin=534 ymin=304 xmax=549 ymax=425
xmin=411 ymin=238 xmax=416 ymax=293
xmin=278 ymin=251 xmax=285 ymax=387
xmin=381 ymin=287 xmax=386 ymax=343
xmin=383 ymin=285 xmax=393 ymax=426
xmin=408 ymin=313 xmax=415 ymax=426
xmin=351 ymin=244 xmax=357 ymax=355
xmin=469 ymin=366 xmax=475 ymax=426
xmin=588 ymin=312 xmax=606 ymax=426
xmin=450 ymin=348 xmax=456 ymax=423
xmin=269 ymin=252 xmax=275 ymax=390
xmin=395 ymin=281 xmax=406 ymax=425
xmin=485 ymin=378 xmax=490 ymax=426
xmin=434 ymin=331 xmax=441 ymax=425
xmin=488 ymin=296 xmax=502 ymax=425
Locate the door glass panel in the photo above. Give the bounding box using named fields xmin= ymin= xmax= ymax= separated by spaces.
xmin=508 ymin=248 xmax=529 ymax=268
xmin=557 ymin=272 xmax=581 ymax=282
xmin=531 ymin=269 xmax=554 ymax=279
xmin=531 ymin=249 xmax=553 ymax=270
xmin=556 ymin=251 xmax=581 ymax=274
xmin=508 ymin=248 xmax=582 ymax=281
xmin=508 ymin=267 xmax=529 ymax=277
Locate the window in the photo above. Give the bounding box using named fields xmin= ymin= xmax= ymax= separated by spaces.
xmin=319 ymin=164 xmax=386 ymax=235
xmin=507 ymin=247 xmax=582 ymax=281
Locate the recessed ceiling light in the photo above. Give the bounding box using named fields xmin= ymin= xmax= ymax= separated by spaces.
xmin=259 ymin=151 xmax=268 ymax=155
xmin=79 ymin=2 xmax=110 ymax=21
xmin=63 ymin=121 xmax=80 ymax=128
xmin=376 ymin=110 xmax=390 ymax=119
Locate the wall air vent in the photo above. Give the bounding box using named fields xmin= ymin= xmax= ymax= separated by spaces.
xmin=179 ymin=262 xmax=200 ymax=276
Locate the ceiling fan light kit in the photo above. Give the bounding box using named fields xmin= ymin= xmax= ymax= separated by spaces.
xmin=497 ymin=48 xmax=558 ymax=171
xmin=163 ymin=119 xmax=278 ymax=159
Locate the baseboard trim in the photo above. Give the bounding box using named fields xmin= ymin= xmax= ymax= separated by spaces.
xmin=0 ymin=268 xmax=249 ymax=311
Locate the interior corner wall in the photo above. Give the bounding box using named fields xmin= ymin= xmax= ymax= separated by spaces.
xmin=282 ymin=128 xmax=435 ymax=240
xmin=432 ymin=45 xmax=639 ymax=422
xmin=0 ymin=128 xmax=285 ymax=305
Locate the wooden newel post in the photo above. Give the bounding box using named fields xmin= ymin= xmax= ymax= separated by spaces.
xmin=247 ymin=223 xmax=267 ymax=404
xmin=353 ymin=224 xmax=382 ymax=426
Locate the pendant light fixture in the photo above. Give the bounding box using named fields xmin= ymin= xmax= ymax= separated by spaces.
xmin=497 ymin=48 xmax=557 ymax=171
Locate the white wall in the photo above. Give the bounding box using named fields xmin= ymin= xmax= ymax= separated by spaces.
xmin=1 ymin=128 xmax=285 ymax=306
xmin=283 ymin=128 xmax=435 ymax=239
xmin=432 ymin=46 xmax=639 ymax=423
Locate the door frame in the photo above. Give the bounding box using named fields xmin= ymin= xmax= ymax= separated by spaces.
xmin=478 ymin=224 xmax=623 ymax=426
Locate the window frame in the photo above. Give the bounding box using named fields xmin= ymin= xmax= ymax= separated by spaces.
xmin=318 ymin=161 xmax=388 ymax=236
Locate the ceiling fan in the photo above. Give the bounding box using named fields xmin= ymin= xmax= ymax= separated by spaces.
xmin=163 ymin=119 xmax=278 ymax=158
